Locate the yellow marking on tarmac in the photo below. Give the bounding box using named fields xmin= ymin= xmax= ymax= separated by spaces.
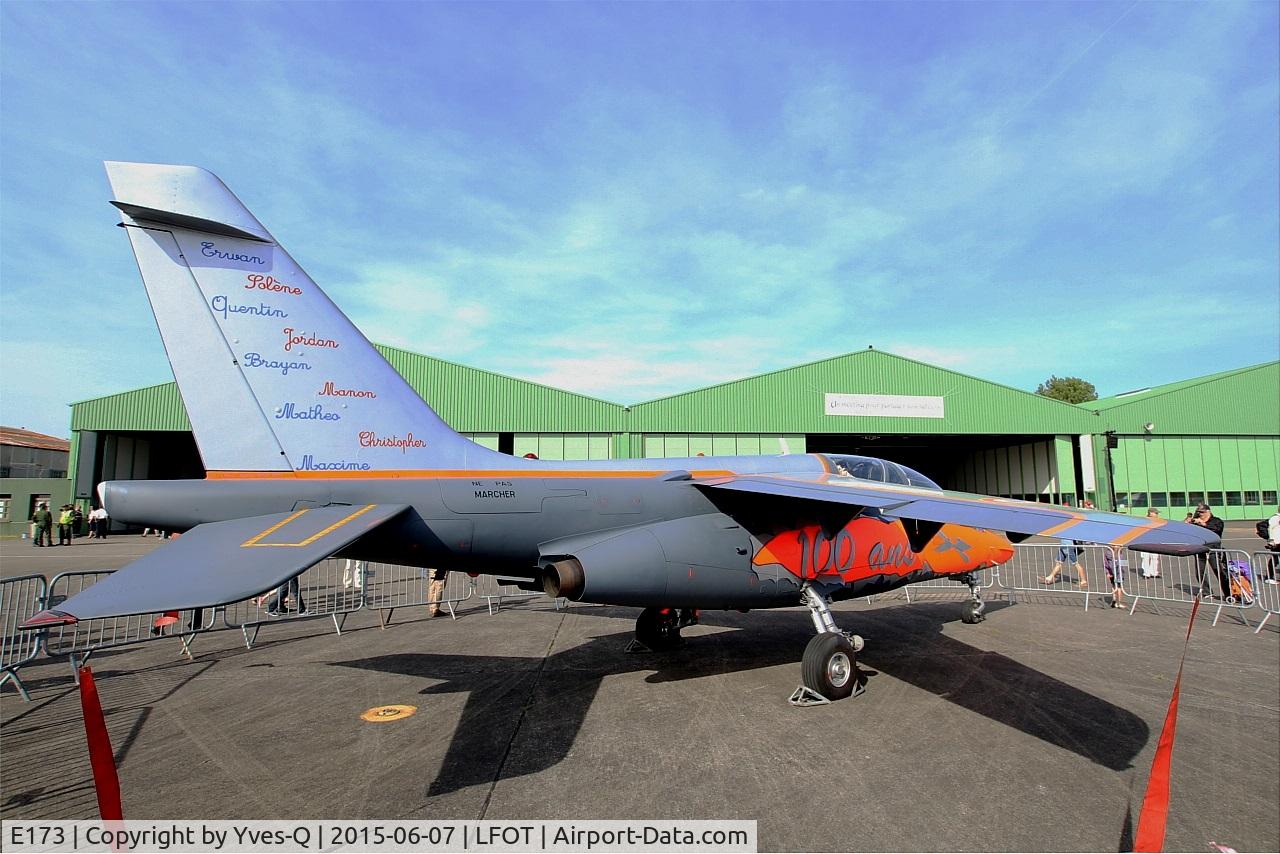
xmin=242 ymin=504 xmax=378 ymax=548
xmin=361 ymin=704 xmax=417 ymax=723
xmin=241 ymin=509 xmax=309 ymax=547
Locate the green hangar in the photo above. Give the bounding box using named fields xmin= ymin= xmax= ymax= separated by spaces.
xmin=67 ymin=348 xmax=1279 ymax=521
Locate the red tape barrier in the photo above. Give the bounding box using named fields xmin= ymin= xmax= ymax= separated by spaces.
xmin=79 ymin=666 xmax=123 ymax=821
xmin=1133 ymin=597 xmax=1200 ymax=852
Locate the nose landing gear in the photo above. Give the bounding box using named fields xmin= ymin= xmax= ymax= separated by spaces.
xmin=959 ymin=573 xmax=986 ymax=624
xmin=790 ymin=583 xmax=866 ymax=706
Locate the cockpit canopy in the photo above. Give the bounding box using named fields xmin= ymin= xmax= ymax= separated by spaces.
xmin=823 ymin=454 xmax=941 ymax=490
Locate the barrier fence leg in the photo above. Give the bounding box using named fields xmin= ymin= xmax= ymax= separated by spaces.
xmin=0 ymin=669 xmax=32 ymax=702
xmin=178 ymin=634 xmax=196 ymax=660
xmin=378 ymin=608 xmax=394 ymax=630
xmin=332 ymin=613 xmax=346 ymax=636
xmin=241 ymin=625 xmax=259 ymax=650
xmin=446 ymin=600 xmax=457 ymax=620
xmin=69 ymin=651 xmax=94 ymax=684
xmin=1256 ymin=611 xmax=1273 ymax=634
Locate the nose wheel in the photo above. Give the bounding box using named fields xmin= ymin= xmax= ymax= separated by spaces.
xmin=960 ymin=573 xmax=986 ymax=624
xmin=790 ymin=584 xmax=866 ymax=706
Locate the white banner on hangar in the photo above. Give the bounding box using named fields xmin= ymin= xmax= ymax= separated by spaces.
xmin=823 ymin=393 xmax=945 ymax=419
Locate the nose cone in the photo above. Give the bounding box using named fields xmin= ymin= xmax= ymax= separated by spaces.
xmin=990 ymin=542 xmax=1016 ymax=565
xmin=974 ymin=528 xmax=1015 ymax=565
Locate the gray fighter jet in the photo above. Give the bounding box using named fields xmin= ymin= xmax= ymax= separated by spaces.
xmin=23 ymin=162 xmax=1219 ymax=701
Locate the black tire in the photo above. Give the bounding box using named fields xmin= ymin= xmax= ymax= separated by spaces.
xmin=801 ymin=633 xmax=857 ymax=700
xmin=635 ymin=607 xmax=682 ymax=651
xmin=961 ymin=600 xmax=984 ymax=624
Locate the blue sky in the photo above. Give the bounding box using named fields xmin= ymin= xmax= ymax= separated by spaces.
xmin=2 ymin=1 xmax=1277 ymax=438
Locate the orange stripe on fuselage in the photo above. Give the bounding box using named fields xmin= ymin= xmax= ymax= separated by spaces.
xmin=207 ymin=469 xmax=736 ymax=481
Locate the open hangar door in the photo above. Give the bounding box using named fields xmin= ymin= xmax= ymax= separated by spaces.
xmin=76 ymin=431 xmax=204 ymax=529
xmin=805 ymin=433 xmax=1078 ymax=504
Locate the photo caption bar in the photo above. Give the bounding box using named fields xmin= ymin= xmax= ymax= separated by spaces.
xmin=0 ymin=820 xmax=756 ymax=853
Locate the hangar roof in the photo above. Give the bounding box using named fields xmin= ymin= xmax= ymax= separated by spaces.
xmin=69 ymin=347 xmax=1275 ymax=440
xmin=627 ymin=348 xmax=1101 ymax=435
xmin=1084 ymin=361 xmax=1280 ymax=435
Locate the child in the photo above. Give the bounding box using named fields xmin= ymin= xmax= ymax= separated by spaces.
xmin=1104 ymin=546 xmax=1127 ymax=609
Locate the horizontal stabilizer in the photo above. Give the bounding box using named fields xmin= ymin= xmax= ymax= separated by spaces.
xmin=22 ymin=504 xmax=411 ymax=625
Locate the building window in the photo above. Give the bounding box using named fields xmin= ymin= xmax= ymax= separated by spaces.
xmin=1244 ymin=491 xmax=1261 ymax=505
xmin=1225 ymin=491 xmax=1243 ymax=506
xmin=28 ymin=494 xmax=51 ymax=518
xmin=1115 ymin=492 xmax=1128 ymax=507
xmin=0 ymin=494 xmax=10 ymax=521
xmin=1168 ymin=491 xmax=1186 ymax=507
xmin=1151 ymin=493 xmax=1168 ymax=508
xmin=1207 ymin=491 xmax=1224 ymax=506
xmin=1188 ymin=491 xmax=1205 ymax=506
xmin=1264 ymin=491 xmax=1278 ymax=505
xmin=1129 ymin=492 xmax=1147 ymax=508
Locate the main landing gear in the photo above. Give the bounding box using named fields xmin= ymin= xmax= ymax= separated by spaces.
xmin=789 ymin=584 xmax=866 ymax=707
xmin=959 ymin=572 xmax=986 ymax=624
xmin=628 ymin=607 xmax=699 ymax=653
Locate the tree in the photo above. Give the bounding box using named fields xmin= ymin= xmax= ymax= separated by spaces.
xmin=1035 ymin=375 xmax=1098 ymax=404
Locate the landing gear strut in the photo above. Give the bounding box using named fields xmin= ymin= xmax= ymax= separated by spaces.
xmin=960 ymin=572 xmax=986 ymax=624
xmin=628 ymin=607 xmax=699 ymax=653
xmin=790 ymin=584 xmax=865 ymax=706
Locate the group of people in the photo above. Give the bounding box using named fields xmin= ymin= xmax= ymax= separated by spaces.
xmin=1042 ymin=501 xmax=1280 ymax=609
xmin=28 ymin=503 xmax=110 ymax=546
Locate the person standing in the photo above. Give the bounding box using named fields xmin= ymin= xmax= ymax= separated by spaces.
xmin=1264 ymin=505 xmax=1280 ymax=585
xmin=57 ymin=505 xmax=75 ymax=545
xmin=1139 ymin=508 xmax=1162 ymax=578
xmin=342 ymin=559 xmax=366 ymax=590
xmin=265 ymin=574 xmax=306 ymax=616
xmin=1188 ymin=503 xmax=1227 ymax=599
xmin=90 ymin=505 xmax=110 ymax=539
xmin=30 ymin=503 xmax=53 ymax=547
xmin=1104 ymin=546 xmax=1127 ymax=609
xmin=427 ymin=568 xmax=449 ymax=617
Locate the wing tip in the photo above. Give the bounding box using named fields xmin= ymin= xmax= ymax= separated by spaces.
xmin=20 ymin=609 xmax=78 ymax=629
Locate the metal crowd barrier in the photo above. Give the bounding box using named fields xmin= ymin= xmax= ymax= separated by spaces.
xmin=43 ymin=570 xmax=215 ymax=678
xmin=998 ymin=542 xmax=1111 ymax=610
xmin=1120 ymin=548 xmax=1256 ymax=627
xmin=997 ymin=543 xmax=1256 ymax=625
xmin=900 ymin=567 xmax=996 ymax=603
xmin=1251 ymin=550 xmax=1280 ymax=634
xmin=0 ymin=574 xmax=47 ymax=701
xmin=362 ymin=564 xmax=475 ymax=627
xmin=474 ymin=575 xmax=547 ymax=615
xmin=221 ymin=557 xmax=366 ymax=649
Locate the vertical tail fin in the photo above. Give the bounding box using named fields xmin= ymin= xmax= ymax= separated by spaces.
xmin=105 ymin=161 xmax=503 ymax=474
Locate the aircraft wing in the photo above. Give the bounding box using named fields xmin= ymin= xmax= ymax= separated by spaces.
xmin=693 ymin=474 xmax=1219 ymax=555
xmin=22 ymin=504 xmax=411 ymax=626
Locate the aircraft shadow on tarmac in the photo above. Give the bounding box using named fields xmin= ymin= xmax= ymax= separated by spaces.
xmin=334 ymin=601 xmax=1148 ymax=796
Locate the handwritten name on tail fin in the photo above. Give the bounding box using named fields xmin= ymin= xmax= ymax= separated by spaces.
xmin=105 ymin=161 xmax=504 ymax=474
